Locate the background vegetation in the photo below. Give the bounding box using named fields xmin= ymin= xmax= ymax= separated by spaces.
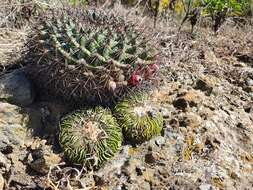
xmin=67 ymin=0 xmax=252 ymax=32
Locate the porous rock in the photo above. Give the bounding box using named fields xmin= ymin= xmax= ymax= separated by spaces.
xmin=0 ymin=102 xmax=29 ymax=152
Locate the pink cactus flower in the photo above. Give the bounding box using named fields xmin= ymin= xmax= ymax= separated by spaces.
xmin=143 ymin=64 xmax=159 ymax=79
xmin=128 ymin=63 xmax=159 ymax=86
xmin=128 ymin=74 xmax=143 ymax=86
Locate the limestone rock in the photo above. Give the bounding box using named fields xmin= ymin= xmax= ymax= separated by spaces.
xmin=0 ymin=102 xmax=29 ymax=152
xmin=0 ymin=174 xmax=4 ymax=190
xmin=121 ymin=158 xmax=142 ymax=181
xmin=178 ymin=112 xmax=202 ymax=128
xmin=28 ymin=141 xmax=62 ymax=175
xmin=173 ymin=90 xmax=203 ymax=110
xmin=244 ymin=86 xmax=253 ymax=93
xmin=0 ymin=152 xmax=11 ymax=171
xmin=195 ymin=76 xmax=219 ymax=95
xmin=198 ymin=184 xmax=213 ymax=190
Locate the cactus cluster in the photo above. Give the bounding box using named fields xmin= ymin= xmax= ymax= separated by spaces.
xmin=114 ymin=93 xmax=163 ymax=143
xmin=26 ymin=9 xmax=158 ymax=106
xmin=59 ymin=107 xmax=122 ymax=167
xmin=58 ymin=93 xmax=163 ymax=167
xmin=24 ymin=7 xmax=162 ymax=168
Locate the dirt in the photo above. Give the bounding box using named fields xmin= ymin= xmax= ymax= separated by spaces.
xmin=0 ymin=1 xmax=253 ymax=190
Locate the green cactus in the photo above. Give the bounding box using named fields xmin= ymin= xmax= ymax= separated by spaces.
xmin=25 ymin=8 xmax=158 ymax=106
xmin=114 ymin=93 xmax=163 ymax=143
xmin=58 ymin=107 xmax=122 ymax=168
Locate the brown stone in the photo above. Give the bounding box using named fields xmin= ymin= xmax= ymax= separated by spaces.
xmin=173 ymin=90 xmax=202 ymax=110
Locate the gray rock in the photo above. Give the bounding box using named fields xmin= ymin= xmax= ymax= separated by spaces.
xmin=0 ymin=102 xmax=29 ymax=152
xmin=27 ymin=141 xmax=62 ymax=175
xmin=141 ymin=181 xmax=151 ymax=190
xmin=159 ymin=107 xmax=170 ymax=119
xmin=0 ymin=152 xmax=11 ymax=171
xmin=198 ymin=184 xmax=214 ymax=190
xmin=0 ymin=70 xmax=34 ymax=106
xmin=0 ymin=174 xmax=4 ymax=190
xmin=8 ymin=166 xmax=35 ymax=187
xmin=245 ymin=78 xmax=253 ymax=86
xmin=155 ymin=136 xmax=166 ymax=147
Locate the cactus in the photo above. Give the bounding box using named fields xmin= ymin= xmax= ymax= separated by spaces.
xmin=25 ymin=8 xmax=159 ymax=106
xmin=58 ymin=107 xmax=122 ymax=168
xmin=114 ymin=93 xmax=163 ymax=143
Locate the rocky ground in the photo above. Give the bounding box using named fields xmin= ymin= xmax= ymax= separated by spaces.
xmin=0 ymin=1 xmax=253 ymax=190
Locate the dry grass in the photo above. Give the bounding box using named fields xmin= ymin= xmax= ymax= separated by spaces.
xmin=0 ymin=0 xmax=65 ymax=75
xmin=0 ymin=28 xmax=27 ymax=66
xmin=44 ymin=163 xmax=96 ymax=190
xmin=0 ymin=0 xmax=64 ymax=27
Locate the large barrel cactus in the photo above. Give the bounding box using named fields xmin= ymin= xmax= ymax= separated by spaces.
xmin=114 ymin=93 xmax=163 ymax=143
xmin=58 ymin=107 xmax=122 ymax=168
xmin=25 ymin=8 xmax=159 ymax=105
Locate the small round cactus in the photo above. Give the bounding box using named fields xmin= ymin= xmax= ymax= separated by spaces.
xmin=25 ymin=8 xmax=159 ymax=106
xmin=114 ymin=93 xmax=163 ymax=143
xmin=58 ymin=107 xmax=122 ymax=168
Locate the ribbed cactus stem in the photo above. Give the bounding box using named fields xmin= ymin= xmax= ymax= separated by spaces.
xmin=59 ymin=107 xmax=122 ymax=167
xmin=114 ymin=93 xmax=163 ymax=143
xmin=25 ymin=8 xmax=159 ymax=105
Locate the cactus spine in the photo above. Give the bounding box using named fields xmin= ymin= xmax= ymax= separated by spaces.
xmin=25 ymin=9 xmax=158 ymax=105
xmin=114 ymin=93 xmax=163 ymax=143
xmin=59 ymin=107 xmax=122 ymax=168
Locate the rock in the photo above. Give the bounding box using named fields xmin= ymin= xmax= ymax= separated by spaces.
xmin=204 ymin=50 xmax=218 ymax=64
xmin=0 ymin=174 xmax=4 ymax=190
xmin=173 ymin=97 xmax=188 ymax=110
xmin=145 ymin=152 xmax=157 ymax=164
xmin=244 ymin=86 xmax=253 ymax=93
xmin=233 ymin=62 xmax=247 ymax=67
xmin=0 ymin=70 xmax=34 ymax=106
xmin=0 ymin=102 xmax=28 ymax=126
xmin=0 ymin=152 xmax=11 ymax=171
xmin=96 ymin=146 xmax=130 ymax=177
xmin=159 ymin=107 xmax=170 ymax=119
xmin=140 ymin=181 xmax=151 ymax=190
xmin=6 ymin=156 xmax=35 ymax=188
xmin=178 ymin=112 xmax=202 ymax=128
xmin=195 ymin=76 xmax=217 ymax=95
xmin=198 ymin=184 xmax=213 ymax=190
xmin=173 ymin=90 xmax=202 ymax=110
xmin=245 ymin=78 xmax=253 ymax=86
xmin=11 ymin=171 xmax=36 ymax=188
xmin=158 ymin=167 xmax=170 ymax=178
xmin=28 ymin=142 xmax=62 ymax=175
xmin=243 ymin=102 xmax=253 ymax=113
xmin=121 ymin=158 xmax=142 ymax=180
xmin=142 ymin=168 xmax=155 ymax=182
xmin=24 ymin=102 xmax=68 ymax=138
xmin=80 ymin=175 xmax=96 ymax=189
xmin=0 ymin=102 xmax=29 ymax=152
xmin=155 ymin=136 xmax=166 ymax=147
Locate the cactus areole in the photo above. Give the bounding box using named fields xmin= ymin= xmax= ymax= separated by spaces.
xmin=25 ymin=9 xmax=159 ymax=105
xmin=114 ymin=93 xmax=163 ymax=143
